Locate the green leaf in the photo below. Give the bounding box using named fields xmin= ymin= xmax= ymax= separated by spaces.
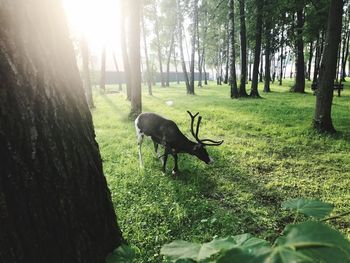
xmin=216 ymin=248 xmax=255 ymax=263
xmin=106 ymin=244 xmax=135 ymax=263
xmin=161 ymin=235 xmax=270 ymax=262
xmin=282 ymin=198 xmax=334 ymax=219
xmin=278 ymin=221 xmax=350 ymax=262
xmin=263 ymin=246 xmax=313 ymax=263
xmin=160 ymin=240 xmax=201 ymax=262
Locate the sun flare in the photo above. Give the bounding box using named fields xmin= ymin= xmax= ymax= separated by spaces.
xmin=63 ymin=0 xmax=121 ymax=55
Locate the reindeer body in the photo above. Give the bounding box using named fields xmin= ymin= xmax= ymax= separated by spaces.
xmin=135 ymin=112 xmax=223 ymax=174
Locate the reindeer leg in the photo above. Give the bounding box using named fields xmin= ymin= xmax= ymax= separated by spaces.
xmin=162 ymin=147 xmax=170 ymax=173
xmin=172 ymin=153 xmax=179 ymax=175
xmin=153 ymin=141 xmax=160 ymax=158
xmin=136 ymin=132 xmax=144 ymax=168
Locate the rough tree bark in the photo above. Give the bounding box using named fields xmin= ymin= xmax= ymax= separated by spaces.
xmin=239 ymin=0 xmax=248 ymax=97
xmin=291 ymin=9 xmax=305 ymax=93
xmin=228 ymin=0 xmax=238 ymax=98
xmin=0 ymin=1 xmax=123 ymax=262
xmin=80 ymin=36 xmax=94 ymax=108
xmin=250 ymin=0 xmax=263 ymax=98
xmin=313 ymin=0 xmax=344 ymax=132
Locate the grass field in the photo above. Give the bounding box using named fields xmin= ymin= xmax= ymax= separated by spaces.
xmin=92 ymin=80 xmax=350 ymax=262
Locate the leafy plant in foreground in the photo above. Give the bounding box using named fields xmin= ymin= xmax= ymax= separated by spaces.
xmin=160 ymin=198 xmax=350 ymax=262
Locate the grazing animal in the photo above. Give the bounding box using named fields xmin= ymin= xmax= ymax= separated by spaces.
xmin=134 ymin=111 xmax=223 ymax=174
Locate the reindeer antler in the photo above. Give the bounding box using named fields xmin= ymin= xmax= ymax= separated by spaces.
xmin=187 ymin=111 xmax=200 ymax=142
xmin=187 ymin=111 xmax=224 ymax=146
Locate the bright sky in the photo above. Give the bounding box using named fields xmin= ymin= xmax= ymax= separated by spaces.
xmin=63 ymin=0 xmax=122 ymax=67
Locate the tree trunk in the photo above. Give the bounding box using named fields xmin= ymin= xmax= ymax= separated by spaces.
xmin=228 ymin=0 xmax=238 ymax=98
xmin=198 ymin=22 xmax=207 ymax=87
xmin=80 ymin=36 xmax=94 ymax=108
xmin=99 ymin=47 xmax=106 ymax=93
xmin=307 ymin=41 xmax=313 ymax=81
xmin=177 ymin=0 xmax=190 ymax=92
xmin=239 ymin=0 xmax=248 ymax=97
xmin=313 ymin=0 xmax=344 ymax=132
xmin=121 ymin=4 xmax=132 ymax=100
xmin=341 ymin=31 xmax=349 ymax=81
xmin=264 ymin=28 xmax=271 ymax=92
xmin=189 ymin=0 xmax=198 ymax=95
xmin=0 ymin=1 xmax=123 ymax=262
xmin=128 ymin=0 xmax=142 ymax=118
xmin=142 ymin=14 xmax=152 ymax=95
xmin=154 ymin=4 xmax=165 ymax=87
xmin=250 ymin=0 xmax=263 ymax=98
xmin=166 ymin=32 xmax=175 ymax=87
xmin=224 ymin=28 xmax=229 ymax=84
xmin=112 ymin=53 xmax=123 ymax=91
xmin=259 ymin=52 xmax=263 ymax=82
xmin=174 ymin=50 xmax=180 ymax=84
xmin=336 ymin=39 xmax=341 ymax=82
xmin=313 ymin=32 xmax=324 ymax=83
xmin=203 ymin=54 xmax=208 ymax=85
xmin=279 ymin=23 xmax=284 ymax=85
xmin=248 ymin=49 xmax=252 ymax=81
xmin=291 ymin=9 xmax=305 ymax=93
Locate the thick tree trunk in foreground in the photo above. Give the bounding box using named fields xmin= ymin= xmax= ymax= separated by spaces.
xmin=228 ymin=0 xmax=238 ymax=98
xmin=250 ymin=0 xmax=263 ymax=98
xmin=80 ymin=36 xmax=94 ymax=108
xmin=291 ymin=9 xmax=305 ymax=93
xmin=239 ymin=0 xmax=248 ymax=97
xmin=313 ymin=0 xmax=344 ymax=132
xmin=0 ymin=1 xmax=123 ymax=262
xmin=128 ymin=0 xmax=142 ymax=118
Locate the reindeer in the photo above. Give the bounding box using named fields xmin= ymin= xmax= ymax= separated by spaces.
xmin=134 ymin=111 xmax=223 ymax=175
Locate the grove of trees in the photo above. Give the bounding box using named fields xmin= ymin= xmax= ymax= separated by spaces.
xmin=106 ymin=0 xmax=347 ymax=132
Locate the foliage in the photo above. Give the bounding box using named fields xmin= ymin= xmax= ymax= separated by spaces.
xmin=161 ymin=199 xmax=350 ymax=262
xmin=93 ymin=80 xmax=350 ymax=262
xmin=282 ymin=198 xmax=334 ymax=219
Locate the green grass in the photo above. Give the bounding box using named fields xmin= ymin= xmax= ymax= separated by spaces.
xmin=92 ymin=79 xmax=350 ymax=262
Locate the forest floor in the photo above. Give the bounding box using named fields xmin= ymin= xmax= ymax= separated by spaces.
xmin=92 ymin=79 xmax=350 ymax=262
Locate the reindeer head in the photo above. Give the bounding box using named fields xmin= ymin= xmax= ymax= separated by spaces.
xmin=187 ymin=111 xmax=223 ymax=164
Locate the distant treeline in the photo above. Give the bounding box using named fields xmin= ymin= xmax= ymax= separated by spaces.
xmin=90 ymin=71 xmax=209 ymax=85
